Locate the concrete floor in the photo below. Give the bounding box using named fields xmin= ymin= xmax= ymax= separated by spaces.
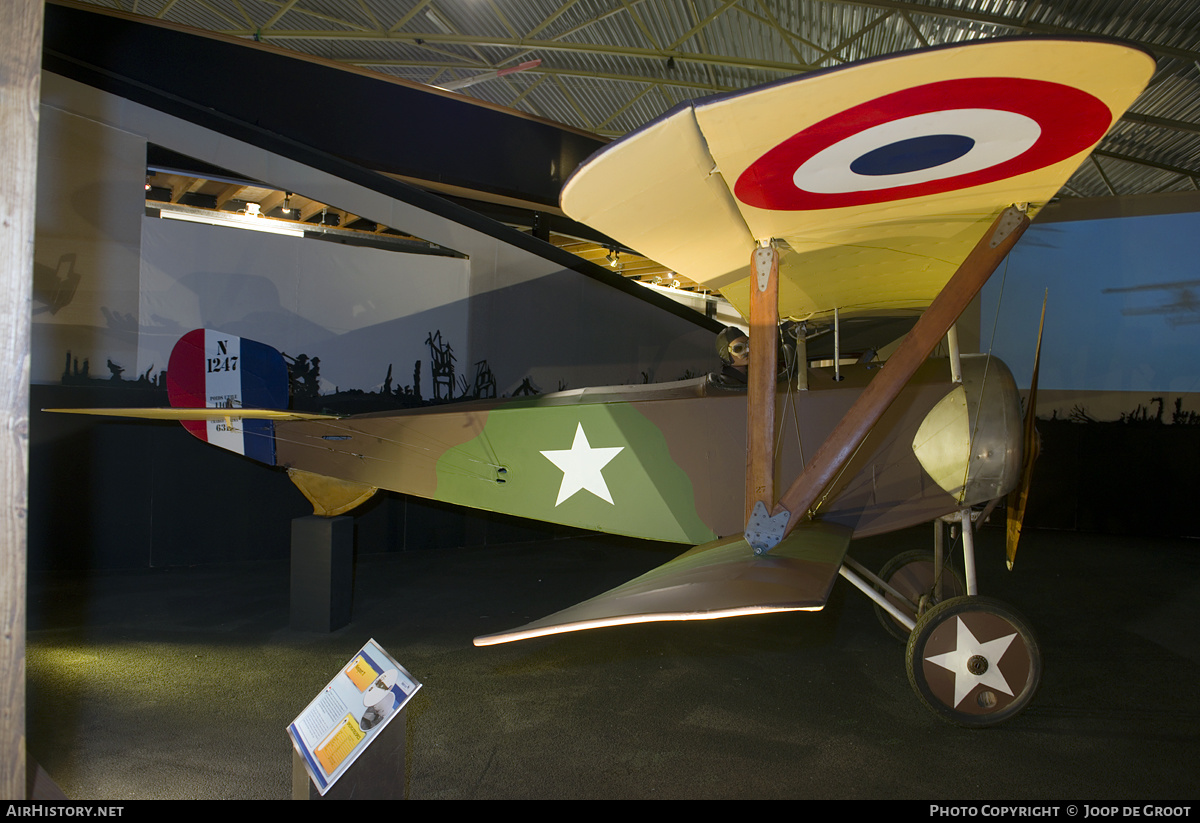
xmin=25 ymin=524 xmax=1200 ymax=799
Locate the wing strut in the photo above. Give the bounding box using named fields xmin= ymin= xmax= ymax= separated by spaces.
xmin=748 ymin=206 xmax=1031 ymax=553
xmin=745 ymin=243 xmax=780 ymax=521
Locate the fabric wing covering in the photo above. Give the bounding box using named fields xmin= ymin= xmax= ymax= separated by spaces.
xmin=560 ymin=38 xmax=1154 ymax=322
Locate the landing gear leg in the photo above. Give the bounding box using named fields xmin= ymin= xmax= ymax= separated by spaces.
xmin=873 ymin=549 xmax=966 ymax=641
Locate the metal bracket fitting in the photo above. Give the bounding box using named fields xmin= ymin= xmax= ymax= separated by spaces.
xmin=753 ymin=245 xmax=775 ymax=293
xmin=989 ymin=207 xmax=1025 ymax=248
xmin=745 ymin=500 xmax=790 ymax=555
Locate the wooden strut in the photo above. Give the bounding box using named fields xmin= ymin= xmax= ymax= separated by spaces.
xmin=745 ymin=243 xmax=780 ymax=520
xmin=1 ymin=0 xmax=41 ymax=799
xmin=761 ymin=206 xmax=1031 ymax=547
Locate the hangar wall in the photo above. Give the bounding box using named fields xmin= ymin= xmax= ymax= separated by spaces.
xmin=981 ymin=196 xmax=1200 ymax=537
xmin=41 ymin=1 xmax=607 ymax=212
xmin=984 ymin=194 xmax=1200 ymax=405
xmin=30 ymin=73 xmax=717 ymax=571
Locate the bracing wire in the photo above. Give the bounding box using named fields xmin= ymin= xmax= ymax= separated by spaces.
xmin=956 ymin=251 xmax=1012 ymax=502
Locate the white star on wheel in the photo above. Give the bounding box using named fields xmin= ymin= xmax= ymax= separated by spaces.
xmin=925 ymin=616 xmax=1017 ymax=708
xmin=540 ymin=423 xmax=624 ymax=506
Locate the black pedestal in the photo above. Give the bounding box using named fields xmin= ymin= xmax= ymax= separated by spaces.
xmin=290 ymin=515 xmax=353 ymax=632
xmin=291 ymin=708 xmax=407 ymax=799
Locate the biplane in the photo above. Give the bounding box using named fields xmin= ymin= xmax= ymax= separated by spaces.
xmin=50 ymin=37 xmax=1155 ymax=725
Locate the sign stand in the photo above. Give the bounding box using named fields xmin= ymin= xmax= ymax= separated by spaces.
xmin=291 ymin=708 xmax=407 ymax=799
xmin=289 ymin=640 xmax=420 ymax=797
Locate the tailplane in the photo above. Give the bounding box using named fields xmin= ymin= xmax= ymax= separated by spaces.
xmin=46 ymin=330 xmax=338 ymax=467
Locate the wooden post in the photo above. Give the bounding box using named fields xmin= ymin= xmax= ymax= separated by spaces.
xmin=773 ymin=207 xmax=1030 ymax=540
xmin=0 ymin=0 xmax=41 ymax=800
xmin=745 ymin=244 xmax=779 ymax=520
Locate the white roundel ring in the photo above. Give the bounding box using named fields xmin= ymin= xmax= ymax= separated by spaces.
xmin=734 ymin=77 xmax=1113 ymax=211
xmin=791 ymin=108 xmax=1041 ymax=194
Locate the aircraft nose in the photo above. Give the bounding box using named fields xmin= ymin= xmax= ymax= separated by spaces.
xmin=911 ymin=355 xmax=1023 ymax=507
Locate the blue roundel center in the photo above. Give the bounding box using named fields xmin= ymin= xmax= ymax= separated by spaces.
xmin=850 ymin=134 xmax=976 ymax=176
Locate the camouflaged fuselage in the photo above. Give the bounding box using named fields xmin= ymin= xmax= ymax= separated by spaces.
xmin=273 ymin=354 xmax=1022 ymax=544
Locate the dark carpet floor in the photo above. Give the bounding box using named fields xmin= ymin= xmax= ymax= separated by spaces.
xmin=25 ymin=525 xmax=1200 ymax=799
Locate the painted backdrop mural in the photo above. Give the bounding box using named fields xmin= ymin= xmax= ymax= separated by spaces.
xmin=983 ymin=209 xmax=1200 ymax=398
xmin=137 ymin=216 xmax=471 ymax=401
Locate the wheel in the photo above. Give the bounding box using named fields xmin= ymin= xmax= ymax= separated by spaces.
xmin=906 ymin=596 xmax=1041 ymax=727
xmin=873 ymin=551 xmax=966 ymax=640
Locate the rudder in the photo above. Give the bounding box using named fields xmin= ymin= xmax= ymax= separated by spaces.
xmin=166 ymin=329 xmax=288 ymax=464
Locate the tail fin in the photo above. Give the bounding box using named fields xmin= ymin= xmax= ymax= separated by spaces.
xmin=167 ymin=329 xmax=289 ymax=464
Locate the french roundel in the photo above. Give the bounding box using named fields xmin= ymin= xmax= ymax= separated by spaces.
xmin=733 ymin=77 xmax=1113 ymax=211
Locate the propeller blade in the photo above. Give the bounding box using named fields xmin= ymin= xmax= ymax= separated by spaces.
xmin=1006 ymin=291 xmax=1046 ymax=570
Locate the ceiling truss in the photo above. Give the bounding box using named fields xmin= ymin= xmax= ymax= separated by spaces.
xmin=69 ymin=0 xmax=1200 ymax=204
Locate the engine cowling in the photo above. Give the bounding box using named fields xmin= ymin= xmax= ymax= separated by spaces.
xmin=911 ymin=354 xmax=1023 ymax=507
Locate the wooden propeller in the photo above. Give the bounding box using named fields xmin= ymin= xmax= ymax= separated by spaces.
xmin=1005 ymin=292 xmax=1046 ymax=570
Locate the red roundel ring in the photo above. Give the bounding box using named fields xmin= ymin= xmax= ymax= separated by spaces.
xmin=733 ymin=77 xmax=1113 ymax=211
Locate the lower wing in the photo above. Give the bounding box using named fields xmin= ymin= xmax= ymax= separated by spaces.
xmin=474 ymin=521 xmax=851 ymax=645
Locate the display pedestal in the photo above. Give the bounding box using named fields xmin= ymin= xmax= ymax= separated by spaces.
xmin=291 ymin=708 xmax=407 ymax=799
xmin=290 ymin=515 xmax=352 ymax=632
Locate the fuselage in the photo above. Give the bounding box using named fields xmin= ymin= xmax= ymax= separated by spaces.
xmin=274 ymin=354 xmax=1023 ymax=544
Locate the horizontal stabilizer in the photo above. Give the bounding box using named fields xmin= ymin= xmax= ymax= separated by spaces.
xmin=48 ymin=329 xmax=334 ymax=467
xmin=474 ymin=521 xmax=852 ymax=646
xmin=43 ymin=407 xmax=340 ymax=421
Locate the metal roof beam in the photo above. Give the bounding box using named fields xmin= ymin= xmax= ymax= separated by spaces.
xmin=525 ymin=0 xmax=583 ymax=39
xmin=822 ymin=0 xmax=1200 ymax=63
xmin=668 ymin=0 xmax=740 ymax=51
xmin=1121 ymin=111 xmax=1200 ymax=136
xmin=1094 ymin=149 xmax=1200 ymax=180
xmin=262 ymin=0 xmax=302 ymax=31
xmin=273 ymin=31 xmax=811 ymax=72
xmin=255 ymin=0 xmax=375 ymax=33
xmin=387 ymin=0 xmax=434 ymax=34
xmin=618 ymin=0 xmax=663 ymax=50
xmin=596 ymin=84 xmax=656 ymax=129
xmin=813 ymin=10 xmax=895 ymax=64
xmin=1091 ymin=155 xmax=1117 ymax=196
xmin=240 ymin=31 xmax=810 ymax=73
xmin=740 ymin=0 xmax=823 ymax=67
xmin=351 ymin=59 xmax=740 ymax=93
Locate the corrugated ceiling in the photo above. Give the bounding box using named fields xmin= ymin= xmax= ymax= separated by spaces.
xmin=65 ymin=0 xmax=1200 ymax=199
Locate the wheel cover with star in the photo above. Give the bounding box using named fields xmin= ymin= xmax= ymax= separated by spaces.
xmin=874 ymin=550 xmax=966 ymax=641
xmin=906 ymin=596 xmax=1041 ymax=727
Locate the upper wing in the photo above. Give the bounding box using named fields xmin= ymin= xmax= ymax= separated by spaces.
xmin=561 ymin=38 xmax=1154 ymax=321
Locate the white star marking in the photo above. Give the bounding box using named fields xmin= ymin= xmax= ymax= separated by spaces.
xmin=925 ymin=616 xmax=1017 ymax=708
xmin=540 ymin=423 xmax=624 ymax=506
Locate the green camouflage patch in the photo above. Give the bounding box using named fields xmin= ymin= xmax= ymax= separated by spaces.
xmin=433 ymin=400 xmax=717 ymax=544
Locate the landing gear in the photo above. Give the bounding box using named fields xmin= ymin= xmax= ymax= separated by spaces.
xmin=873 ymin=550 xmax=966 ymax=641
xmin=836 ymin=504 xmax=1041 ymax=726
xmin=906 ymin=596 xmax=1041 ymax=727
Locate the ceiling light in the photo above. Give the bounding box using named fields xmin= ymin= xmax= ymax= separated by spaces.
xmin=160 ymin=207 xmax=306 ymax=238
